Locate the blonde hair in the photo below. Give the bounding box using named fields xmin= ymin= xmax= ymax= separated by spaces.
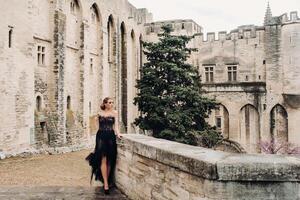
xmin=100 ymin=97 xmax=112 ymax=110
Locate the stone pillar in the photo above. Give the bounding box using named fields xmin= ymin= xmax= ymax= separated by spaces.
xmin=81 ymin=20 xmax=89 ymax=140
xmin=48 ymin=9 xmax=66 ymax=147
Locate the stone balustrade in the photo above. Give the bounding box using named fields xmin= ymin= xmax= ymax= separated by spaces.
xmin=115 ymin=134 xmax=300 ymax=200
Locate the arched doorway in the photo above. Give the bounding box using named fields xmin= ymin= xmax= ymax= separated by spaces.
xmin=239 ymin=104 xmax=260 ymax=153
xmin=270 ymin=104 xmax=288 ymax=144
xmin=214 ymin=104 xmax=229 ymax=139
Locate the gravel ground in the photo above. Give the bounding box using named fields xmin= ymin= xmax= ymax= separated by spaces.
xmin=0 ymin=149 xmax=97 ymax=187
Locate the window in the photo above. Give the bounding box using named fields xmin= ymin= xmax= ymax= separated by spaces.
xmin=90 ymin=58 xmax=93 ymax=74
xmin=181 ymin=23 xmax=185 ymax=29
xmin=67 ymin=96 xmax=71 ymax=110
xmin=36 ymin=96 xmax=42 ymax=111
xmin=89 ymin=102 xmax=91 ymax=114
xmin=216 ymin=117 xmax=222 ymax=129
xmin=91 ymin=13 xmax=96 ymax=23
xmin=204 ymin=66 xmax=214 ymax=82
xmin=70 ymin=1 xmax=75 ymax=14
xmin=263 ymin=60 xmax=266 ymax=65
xmin=150 ymin=26 xmax=154 ymax=32
xmin=37 ymin=45 xmax=45 ymax=65
xmin=227 ymin=65 xmax=237 ymax=81
xmin=8 ymin=28 xmax=13 ymax=48
xmin=245 ymin=75 xmax=248 ymax=81
xmin=91 ymin=8 xmax=96 ymax=24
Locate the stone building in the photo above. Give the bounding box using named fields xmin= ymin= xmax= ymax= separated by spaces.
xmin=0 ymin=0 xmax=152 ymax=154
xmin=145 ymin=5 xmax=300 ymax=153
xmin=0 ymin=1 xmax=299 ymax=154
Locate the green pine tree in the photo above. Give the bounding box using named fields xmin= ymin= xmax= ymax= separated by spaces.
xmin=134 ymin=25 xmax=222 ymax=147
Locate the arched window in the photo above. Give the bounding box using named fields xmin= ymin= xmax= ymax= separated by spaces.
xmin=90 ymin=5 xmax=99 ymax=24
xmin=36 ymin=96 xmax=42 ymax=111
xmin=121 ymin=22 xmax=128 ymax=132
xmin=139 ymin=34 xmax=143 ymax=79
xmin=107 ymin=15 xmax=115 ymax=62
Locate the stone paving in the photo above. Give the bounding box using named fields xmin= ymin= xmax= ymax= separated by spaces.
xmin=0 ymin=150 xmax=128 ymax=199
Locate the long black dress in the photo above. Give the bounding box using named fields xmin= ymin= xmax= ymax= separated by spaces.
xmin=86 ymin=115 xmax=117 ymax=186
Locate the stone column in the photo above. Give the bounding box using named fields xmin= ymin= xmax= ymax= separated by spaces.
xmin=81 ymin=20 xmax=89 ymax=140
xmin=48 ymin=9 xmax=66 ymax=147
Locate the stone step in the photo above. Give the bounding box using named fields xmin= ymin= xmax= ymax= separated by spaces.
xmin=0 ymin=186 xmax=128 ymax=200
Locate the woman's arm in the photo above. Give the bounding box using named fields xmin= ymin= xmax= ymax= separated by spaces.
xmin=95 ymin=112 xmax=100 ymax=131
xmin=113 ymin=110 xmax=122 ymax=139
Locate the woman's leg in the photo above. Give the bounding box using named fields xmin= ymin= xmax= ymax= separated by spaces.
xmin=100 ymin=156 xmax=109 ymax=189
xmin=107 ymin=162 xmax=111 ymax=184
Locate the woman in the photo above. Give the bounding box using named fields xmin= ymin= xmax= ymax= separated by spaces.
xmin=86 ymin=97 xmax=122 ymax=195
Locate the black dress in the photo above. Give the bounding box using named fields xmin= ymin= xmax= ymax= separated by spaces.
xmin=86 ymin=115 xmax=117 ymax=186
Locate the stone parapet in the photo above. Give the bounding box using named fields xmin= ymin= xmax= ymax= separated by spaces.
xmin=116 ymin=134 xmax=300 ymax=200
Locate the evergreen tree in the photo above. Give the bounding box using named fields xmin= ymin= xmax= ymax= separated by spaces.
xmin=134 ymin=25 xmax=221 ymax=147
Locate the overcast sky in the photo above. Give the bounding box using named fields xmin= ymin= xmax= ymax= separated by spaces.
xmin=128 ymin=0 xmax=300 ymax=33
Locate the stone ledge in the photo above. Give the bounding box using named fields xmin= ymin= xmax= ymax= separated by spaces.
xmin=120 ymin=134 xmax=300 ymax=182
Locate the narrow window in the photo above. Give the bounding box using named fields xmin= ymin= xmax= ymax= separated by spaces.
xmin=150 ymin=26 xmax=154 ymax=32
xmin=258 ymin=75 xmax=261 ymax=80
xmin=67 ymin=96 xmax=71 ymax=110
xmin=41 ymin=47 xmax=45 ymax=65
xmin=216 ymin=117 xmax=222 ymax=129
xmin=181 ymin=23 xmax=185 ymax=29
xmin=107 ymin=21 xmax=111 ymax=62
xmin=89 ymin=102 xmax=92 ymax=114
xmin=245 ymin=75 xmax=248 ymax=81
xmin=90 ymin=58 xmax=93 ymax=74
xmin=40 ymin=122 xmax=46 ymax=132
xmin=91 ymin=8 xmax=96 ymax=24
xmin=8 ymin=28 xmax=13 ymax=48
xmin=228 ymin=66 xmax=232 ymax=82
xmin=70 ymin=1 xmax=75 ymax=14
xmin=233 ymin=66 xmax=237 ymax=81
xmin=37 ymin=46 xmax=41 ymax=64
xmin=263 ymin=60 xmax=266 ymax=65
xmin=37 ymin=45 xmax=46 ymax=65
xmin=36 ymin=96 xmax=42 ymax=111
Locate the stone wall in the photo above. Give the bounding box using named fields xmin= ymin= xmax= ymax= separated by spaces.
xmin=116 ymin=134 xmax=300 ymax=200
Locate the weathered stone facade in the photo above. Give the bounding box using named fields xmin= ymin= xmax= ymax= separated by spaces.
xmin=0 ymin=0 xmax=151 ymax=154
xmin=0 ymin=1 xmax=299 ymax=155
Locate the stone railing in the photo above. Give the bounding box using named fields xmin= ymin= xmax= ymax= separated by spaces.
xmin=115 ymin=134 xmax=300 ymax=200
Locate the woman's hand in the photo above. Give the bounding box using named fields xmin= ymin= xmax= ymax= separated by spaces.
xmin=116 ymin=133 xmax=123 ymax=139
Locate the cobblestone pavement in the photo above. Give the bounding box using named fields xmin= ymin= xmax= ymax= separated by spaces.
xmin=0 ymin=150 xmax=127 ymax=199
